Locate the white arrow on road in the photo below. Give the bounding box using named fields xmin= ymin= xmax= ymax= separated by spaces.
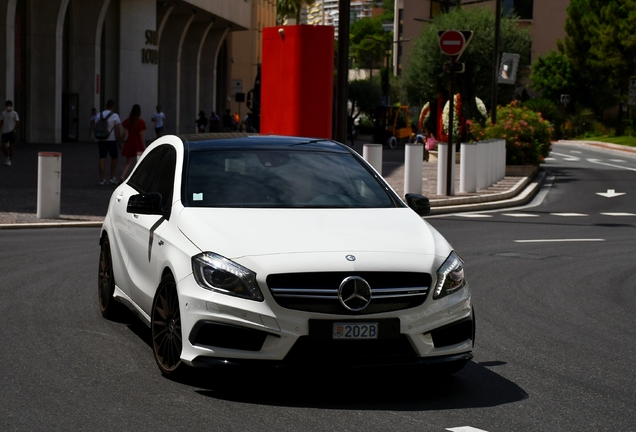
xmin=596 ymin=189 xmax=626 ymax=198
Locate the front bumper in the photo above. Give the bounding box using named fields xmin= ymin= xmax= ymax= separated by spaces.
xmin=177 ymin=273 xmax=474 ymax=368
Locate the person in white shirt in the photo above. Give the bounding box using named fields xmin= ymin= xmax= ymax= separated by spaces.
xmin=151 ymin=105 xmax=166 ymax=138
xmin=0 ymin=100 xmax=20 ymax=166
xmin=97 ymin=99 xmax=123 ymax=185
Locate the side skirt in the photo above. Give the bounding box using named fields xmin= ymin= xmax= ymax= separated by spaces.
xmin=113 ymin=286 xmax=151 ymax=327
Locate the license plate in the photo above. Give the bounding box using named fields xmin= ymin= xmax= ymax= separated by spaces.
xmin=332 ymin=322 xmax=378 ymax=340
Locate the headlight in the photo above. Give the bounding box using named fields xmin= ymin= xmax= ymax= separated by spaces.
xmin=433 ymin=251 xmax=466 ymax=299
xmin=192 ymin=253 xmax=264 ymax=301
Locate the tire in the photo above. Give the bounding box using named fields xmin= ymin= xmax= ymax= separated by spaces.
xmin=151 ymin=274 xmax=183 ymax=374
xmin=387 ymin=136 xmax=397 ymax=149
xmin=98 ymin=236 xmax=122 ymax=319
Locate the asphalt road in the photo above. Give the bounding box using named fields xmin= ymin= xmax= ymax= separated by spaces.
xmin=1 ymin=143 xmax=635 ymax=431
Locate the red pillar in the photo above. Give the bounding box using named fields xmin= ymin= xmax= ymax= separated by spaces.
xmin=261 ymin=25 xmax=334 ymax=139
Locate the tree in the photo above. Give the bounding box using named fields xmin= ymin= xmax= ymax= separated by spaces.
xmin=561 ymin=0 xmax=636 ymax=134
xmin=349 ymin=17 xmax=391 ymax=72
xmin=276 ymin=0 xmax=316 ymax=24
xmin=348 ymin=79 xmax=382 ymax=120
xmin=402 ymin=7 xmax=532 ymax=125
xmin=529 ymin=50 xmax=575 ymax=102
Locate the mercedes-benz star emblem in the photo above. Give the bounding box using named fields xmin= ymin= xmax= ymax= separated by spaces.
xmin=345 ymin=255 xmax=356 ymax=261
xmin=338 ymin=276 xmax=372 ymax=311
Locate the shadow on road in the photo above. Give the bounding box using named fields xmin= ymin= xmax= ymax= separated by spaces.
xmin=168 ymin=359 xmax=528 ymax=411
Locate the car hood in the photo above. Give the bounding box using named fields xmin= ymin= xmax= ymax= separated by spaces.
xmin=178 ymin=207 xmax=441 ymax=259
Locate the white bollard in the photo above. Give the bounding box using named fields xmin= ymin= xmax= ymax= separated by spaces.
xmin=460 ymin=142 xmax=478 ymax=193
xmin=437 ymin=142 xmax=456 ymax=196
xmin=363 ymin=143 xmax=383 ymax=175
xmin=37 ymin=152 xmax=62 ymax=219
xmin=404 ymin=144 xmax=423 ymax=195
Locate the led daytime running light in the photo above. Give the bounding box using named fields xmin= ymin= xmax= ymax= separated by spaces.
xmin=434 ymin=251 xmax=466 ymax=299
xmin=192 ymin=252 xmax=263 ymax=301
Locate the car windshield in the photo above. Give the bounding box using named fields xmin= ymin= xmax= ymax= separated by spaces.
xmin=185 ymin=149 xmax=397 ymax=208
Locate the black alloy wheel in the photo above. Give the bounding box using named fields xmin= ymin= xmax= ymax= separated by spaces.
xmin=151 ymin=275 xmax=183 ymax=374
xmin=98 ymin=236 xmax=121 ymax=319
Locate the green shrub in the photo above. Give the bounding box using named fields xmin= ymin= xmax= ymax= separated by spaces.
xmin=470 ymin=101 xmax=553 ymax=165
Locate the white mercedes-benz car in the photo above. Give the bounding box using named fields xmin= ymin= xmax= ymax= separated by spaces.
xmin=98 ymin=134 xmax=474 ymax=375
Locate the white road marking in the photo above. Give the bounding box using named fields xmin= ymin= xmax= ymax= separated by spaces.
xmin=502 ymin=213 xmax=539 ymax=217
xmin=456 ymin=214 xmax=493 ymax=218
xmin=550 ymin=213 xmax=588 ymax=216
xmin=564 ymin=157 xmax=580 ymax=161
xmin=515 ymin=238 xmax=605 ymax=243
xmin=609 ymin=159 xmax=626 ymax=163
xmin=544 ymin=157 xmax=556 ymax=161
xmin=446 ymin=428 xmax=490 ymax=432
xmin=596 ymin=189 xmax=626 ymax=198
xmin=571 ymin=150 xmax=582 ymax=154
xmin=601 ymin=212 xmax=636 ymax=216
xmin=587 ymin=158 xmax=636 ymax=172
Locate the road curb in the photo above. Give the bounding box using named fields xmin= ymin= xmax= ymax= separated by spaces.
xmin=0 ymin=220 xmax=103 ymax=230
xmin=428 ymin=169 xmax=546 ymax=215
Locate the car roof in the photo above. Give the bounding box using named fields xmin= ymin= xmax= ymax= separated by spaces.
xmin=179 ymin=133 xmax=350 ymax=153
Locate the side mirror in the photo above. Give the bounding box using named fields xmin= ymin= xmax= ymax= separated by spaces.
xmin=405 ymin=193 xmax=430 ymax=216
xmin=127 ymin=193 xmax=163 ymax=216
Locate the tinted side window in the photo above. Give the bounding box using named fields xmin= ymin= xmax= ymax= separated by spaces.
xmin=148 ymin=147 xmax=176 ymax=212
xmin=128 ymin=146 xmax=168 ymax=193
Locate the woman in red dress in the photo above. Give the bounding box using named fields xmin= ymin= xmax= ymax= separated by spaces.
xmin=120 ymin=104 xmax=147 ymax=183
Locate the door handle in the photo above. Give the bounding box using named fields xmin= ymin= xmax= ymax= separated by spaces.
xmin=116 ymin=192 xmax=124 ymax=202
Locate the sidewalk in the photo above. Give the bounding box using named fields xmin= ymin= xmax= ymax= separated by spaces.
xmin=0 ymin=137 xmax=544 ymax=228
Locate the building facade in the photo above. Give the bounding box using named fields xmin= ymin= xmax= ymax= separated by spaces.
xmin=0 ymin=0 xmax=275 ymax=144
xmin=394 ymin=0 xmax=570 ymax=76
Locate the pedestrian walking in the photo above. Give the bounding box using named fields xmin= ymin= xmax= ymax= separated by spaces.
xmin=151 ymin=105 xmax=165 ymax=138
xmin=222 ymin=109 xmax=234 ymax=132
xmin=95 ymin=99 xmax=122 ymax=185
xmin=0 ymin=100 xmax=20 ymax=166
xmin=120 ymin=104 xmax=147 ymax=183
xmin=209 ymin=111 xmax=220 ymax=132
xmin=196 ymin=111 xmax=208 ymax=133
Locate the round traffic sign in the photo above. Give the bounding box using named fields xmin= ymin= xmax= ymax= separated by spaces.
xmin=439 ymin=30 xmax=466 ymax=56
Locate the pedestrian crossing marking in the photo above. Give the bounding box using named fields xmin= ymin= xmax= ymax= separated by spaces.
xmin=609 ymin=159 xmax=626 ymax=163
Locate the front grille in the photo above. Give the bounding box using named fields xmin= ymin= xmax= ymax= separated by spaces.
xmin=267 ymin=272 xmax=431 ymax=315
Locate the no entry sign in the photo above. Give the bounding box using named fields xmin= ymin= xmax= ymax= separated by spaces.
xmin=438 ymin=30 xmax=473 ymax=58
xmin=439 ymin=30 xmax=465 ymax=56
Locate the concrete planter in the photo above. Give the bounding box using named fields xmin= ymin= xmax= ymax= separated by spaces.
xmin=505 ymin=165 xmax=538 ymax=177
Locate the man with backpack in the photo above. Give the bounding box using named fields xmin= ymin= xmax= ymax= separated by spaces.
xmin=95 ymin=99 xmax=123 ymax=185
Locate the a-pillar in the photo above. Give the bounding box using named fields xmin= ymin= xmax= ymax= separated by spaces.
xmin=118 ymin=0 xmax=157 ymax=133
xmin=28 ymin=0 xmax=68 ymax=143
